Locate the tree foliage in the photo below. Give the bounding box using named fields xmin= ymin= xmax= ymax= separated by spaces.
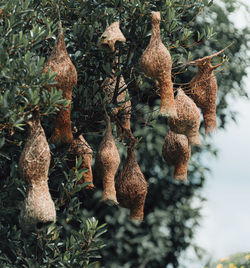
xmin=0 ymin=0 xmax=249 ymax=267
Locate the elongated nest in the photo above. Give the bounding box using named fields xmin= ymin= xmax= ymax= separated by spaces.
xmin=68 ymin=134 xmax=95 ymax=190
xmin=42 ymin=22 xmax=77 ymax=145
xmin=95 ymin=116 xmax=120 ymax=205
xmin=115 ymin=146 xmax=148 ymax=222
xmin=168 ymin=89 xmax=201 ymax=146
xmin=140 ymin=11 xmax=176 ymax=117
xmin=100 ymin=21 xmax=126 ymax=52
xmin=162 ymin=130 xmax=191 ymax=181
xmin=188 ymin=49 xmax=225 ymax=134
xmin=19 ymin=111 xmax=56 ymax=232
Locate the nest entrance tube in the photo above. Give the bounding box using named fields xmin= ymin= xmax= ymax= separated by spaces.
xmin=188 ymin=48 xmax=227 ymax=133
xmin=162 ymin=130 xmax=191 ymax=182
xmin=42 ymin=21 xmax=77 ymax=145
xmin=140 ymin=11 xmax=177 ymax=117
xmin=116 ymin=142 xmax=148 ymax=222
xmin=18 ymin=111 xmax=56 ymax=232
xmin=95 ymin=116 xmax=120 ymax=205
xmin=168 ymin=89 xmax=201 ymax=146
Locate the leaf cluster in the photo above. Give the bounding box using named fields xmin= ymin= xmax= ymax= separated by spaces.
xmin=0 ymin=0 xmax=249 ymax=267
xmin=0 ymin=157 xmax=106 ymax=267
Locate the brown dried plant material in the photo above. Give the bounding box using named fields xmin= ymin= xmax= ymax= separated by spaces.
xmin=101 ymin=74 xmax=131 ymax=139
xmin=188 ymin=49 xmax=225 ymax=133
xmin=115 ymin=97 xmax=131 ymax=139
xmin=43 ymin=22 xmax=77 ymax=145
xmin=95 ymin=116 xmax=120 ymax=205
xmin=19 ymin=111 xmax=56 ymax=232
xmin=116 ymin=143 xmax=148 ymax=222
xmin=140 ymin=11 xmax=177 ymax=117
xmin=168 ymin=89 xmax=201 ymax=146
xmin=68 ymin=134 xmax=95 ymax=190
xmin=100 ymin=21 xmax=126 ymax=52
xmin=162 ymin=130 xmax=191 ymax=182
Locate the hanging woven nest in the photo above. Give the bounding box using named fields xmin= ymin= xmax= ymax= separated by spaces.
xmin=168 ymin=89 xmax=201 ymax=146
xmin=95 ymin=116 xmax=120 ymax=205
xmin=188 ymin=48 xmax=226 ymax=133
xmin=19 ymin=111 xmax=56 ymax=232
xmin=42 ymin=21 xmax=77 ymax=145
xmin=68 ymin=134 xmax=95 ymax=190
xmin=162 ymin=130 xmax=191 ymax=181
xmin=100 ymin=21 xmax=126 ymax=52
xmin=140 ymin=11 xmax=177 ymax=117
xmin=101 ymin=74 xmax=131 ymax=139
xmin=116 ymin=143 xmax=148 ymax=222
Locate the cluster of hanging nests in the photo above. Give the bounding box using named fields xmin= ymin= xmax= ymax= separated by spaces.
xmin=18 ymin=11 xmax=227 ymax=231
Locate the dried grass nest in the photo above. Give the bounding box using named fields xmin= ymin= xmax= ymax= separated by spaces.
xmin=68 ymin=134 xmax=95 ymax=190
xmin=95 ymin=116 xmax=120 ymax=205
xmin=116 ymin=143 xmax=148 ymax=222
xmin=100 ymin=21 xmax=126 ymax=52
xmin=101 ymin=74 xmax=131 ymax=139
xmin=19 ymin=111 xmax=56 ymax=232
xmin=168 ymin=88 xmax=201 ymax=146
xmin=188 ymin=48 xmax=226 ymax=133
xmin=140 ymin=11 xmax=177 ymax=117
xmin=42 ymin=21 xmax=77 ymax=145
xmin=162 ymin=130 xmax=191 ymax=182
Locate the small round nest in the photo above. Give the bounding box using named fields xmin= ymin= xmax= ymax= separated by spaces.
xmin=162 ymin=130 xmax=191 ymax=181
xmin=168 ymin=89 xmax=201 ymax=146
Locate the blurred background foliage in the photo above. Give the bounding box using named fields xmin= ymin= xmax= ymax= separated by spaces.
xmin=0 ymin=0 xmax=249 ymax=267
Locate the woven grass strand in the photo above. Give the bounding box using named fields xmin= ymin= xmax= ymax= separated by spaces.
xmin=101 ymin=74 xmax=131 ymax=139
xmin=68 ymin=135 xmax=95 ymax=190
xmin=140 ymin=11 xmax=177 ymax=117
xmin=19 ymin=111 xmax=56 ymax=232
xmin=188 ymin=49 xmax=225 ymax=133
xmin=43 ymin=22 xmax=77 ymax=145
xmin=162 ymin=130 xmax=191 ymax=181
xmin=168 ymin=89 xmax=201 ymax=146
xmin=100 ymin=21 xmax=126 ymax=52
xmin=95 ymin=116 xmax=120 ymax=205
xmin=116 ymin=144 xmax=148 ymax=221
